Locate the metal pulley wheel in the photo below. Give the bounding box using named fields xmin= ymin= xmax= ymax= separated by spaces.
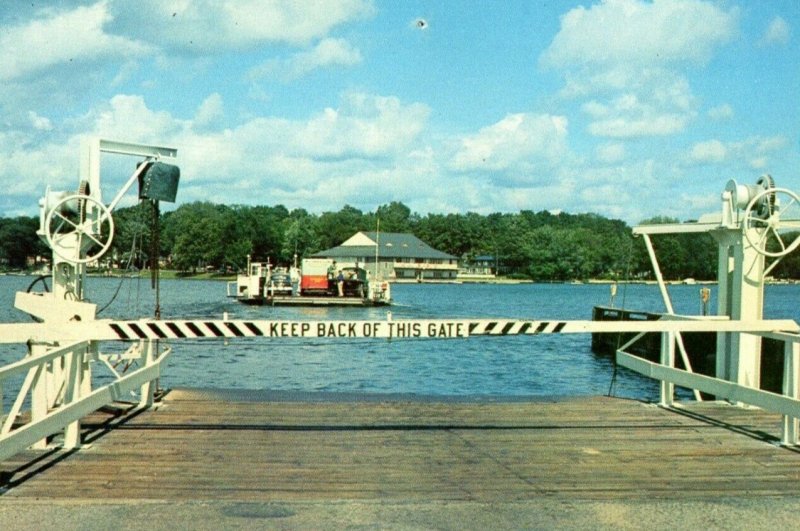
xmin=44 ymin=194 xmax=115 ymax=264
xmin=742 ymin=187 xmax=800 ymax=258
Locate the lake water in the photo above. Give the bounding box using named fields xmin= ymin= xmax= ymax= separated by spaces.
xmin=1 ymin=275 xmax=798 ymax=401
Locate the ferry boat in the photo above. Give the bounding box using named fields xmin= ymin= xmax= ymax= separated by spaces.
xmin=227 ymin=256 xmax=391 ymax=306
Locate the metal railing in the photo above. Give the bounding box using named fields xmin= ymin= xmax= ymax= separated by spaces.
xmin=617 ymin=321 xmax=800 ymax=445
xmin=0 ymin=339 xmax=169 ymax=462
xmin=1 ymin=314 xmax=798 ymax=463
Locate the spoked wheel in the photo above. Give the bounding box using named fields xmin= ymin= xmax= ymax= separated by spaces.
xmin=743 ymin=187 xmax=800 ymax=258
xmin=44 ymin=194 xmax=115 ymax=264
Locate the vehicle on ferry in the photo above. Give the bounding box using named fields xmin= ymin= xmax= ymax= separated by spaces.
xmin=227 ymin=256 xmax=391 ymax=306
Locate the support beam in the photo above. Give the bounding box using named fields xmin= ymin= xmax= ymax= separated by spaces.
xmin=660 ymin=332 xmax=675 ymax=407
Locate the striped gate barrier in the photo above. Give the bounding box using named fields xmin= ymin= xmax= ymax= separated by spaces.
xmin=1 ymin=317 xmax=796 ymax=344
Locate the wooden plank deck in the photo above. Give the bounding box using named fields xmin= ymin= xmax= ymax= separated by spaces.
xmin=2 ymin=388 xmax=799 ymax=504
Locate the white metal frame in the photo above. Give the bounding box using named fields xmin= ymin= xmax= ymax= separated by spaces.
xmin=0 ymin=339 xmax=170 ymax=461
xmin=634 ymin=178 xmax=800 ymax=394
xmin=0 ymin=138 xmax=177 ymax=461
xmin=617 ymin=328 xmax=800 ymax=445
xmin=624 ymin=176 xmax=800 ymax=444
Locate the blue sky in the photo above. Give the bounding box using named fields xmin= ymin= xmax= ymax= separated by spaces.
xmin=1 ymin=0 xmax=798 ymax=224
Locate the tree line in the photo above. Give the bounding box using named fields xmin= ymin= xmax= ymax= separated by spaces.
xmin=1 ymin=201 xmax=798 ymax=281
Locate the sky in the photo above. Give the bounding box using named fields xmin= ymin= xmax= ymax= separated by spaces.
xmin=1 ymin=0 xmax=798 ymax=224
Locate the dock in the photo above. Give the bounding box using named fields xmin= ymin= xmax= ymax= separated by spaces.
xmin=3 ymin=123 xmax=798 ymax=530
xmin=2 ymin=389 xmax=800 ymax=529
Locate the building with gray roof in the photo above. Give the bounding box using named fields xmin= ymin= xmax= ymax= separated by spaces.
xmin=311 ymin=231 xmax=459 ymax=281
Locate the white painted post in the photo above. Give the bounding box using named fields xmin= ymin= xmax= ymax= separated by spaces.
xmin=30 ymin=343 xmax=49 ymax=449
xmin=660 ymin=331 xmax=675 ymax=407
xmin=714 ymin=232 xmax=735 ymax=383
xmin=730 ymin=231 xmax=765 ymax=390
xmin=782 ymin=338 xmax=800 ymax=446
xmin=82 ymin=342 xmax=96 ymax=397
xmin=63 ymin=346 xmax=83 ymax=449
xmin=138 ymin=340 xmax=156 ymax=408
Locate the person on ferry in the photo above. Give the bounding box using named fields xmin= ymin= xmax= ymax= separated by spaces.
xmin=337 ymin=270 xmax=345 ymax=297
xmin=289 ymin=266 xmax=300 ymax=296
xmin=327 ymin=260 xmax=337 ymax=294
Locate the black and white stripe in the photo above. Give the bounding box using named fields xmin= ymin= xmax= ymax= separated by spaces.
xmin=108 ymin=320 xmax=265 ymax=340
xmin=467 ymin=320 xmax=569 ymax=335
xmin=106 ymin=319 xmax=575 ymax=340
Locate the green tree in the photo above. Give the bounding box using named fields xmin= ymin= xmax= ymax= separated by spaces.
xmin=282 ymin=209 xmax=320 ymax=263
xmin=0 ymin=217 xmax=43 ymax=268
xmin=166 ymin=202 xmax=227 ymax=272
xmin=111 ymin=203 xmax=158 ymax=269
xmin=315 ymin=205 xmax=365 ymax=250
xmin=375 ymin=201 xmax=412 ymax=233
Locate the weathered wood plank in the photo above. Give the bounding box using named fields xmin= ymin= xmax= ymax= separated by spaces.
xmin=2 ymin=389 xmax=799 ymax=503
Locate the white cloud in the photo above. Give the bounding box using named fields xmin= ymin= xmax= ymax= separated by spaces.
xmin=290 ymin=38 xmax=362 ymax=76
xmin=543 ymin=1 xmax=734 ymax=140
xmin=249 ymin=38 xmax=363 ymax=81
xmin=292 ymin=93 xmax=429 ymax=158
xmin=690 ymin=139 xmax=727 ymax=163
xmin=87 ymin=94 xmax=188 ymax=142
xmin=707 ymin=104 xmax=733 ymax=120
xmin=579 ymin=184 xmax=631 ymax=206
xmin=450 ymin=113 xmax=569 ymax=176
xmin=0 ymin=89 xmax=434 ymax=216
xmin=687 ymin=136 xmax=788 ymax=167
xmin=588 ymin=111 xmax=690 ymax=138
xmin=107 ymin=0 xmax=376 ymax=52
xmin=761 ymin=16 xmax=790 ymax=46
xmin=575 ymin=68 xmax=698 ymax=138
xmin=193 ymin=93 xmax=224 ymax=129
xmin=596 ymin=143 xmax=625 ymax=164
xmin=0 ymin=3 xmax=150 ymax=81
xmin=28 ymin=111 xmax=53 ymax=131
xmin=540 ymin=0 xmax=737 ymax=68
xmin=679 ymin=191 xmax=719 ymax=214
xmin=0 ymin=132 xmax=78 ymax=198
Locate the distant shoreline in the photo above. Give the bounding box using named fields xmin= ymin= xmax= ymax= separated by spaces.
xmin=3 ymin=270 xmax=797 ymax=285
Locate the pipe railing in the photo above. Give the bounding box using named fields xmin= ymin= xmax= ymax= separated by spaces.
xmin=1 ymin=314 xmax=798 ymax=464
xmin=0 ymin=339 xmax=169 ymax=462
xmin=617 ymin=327 xmax=800 ymax=445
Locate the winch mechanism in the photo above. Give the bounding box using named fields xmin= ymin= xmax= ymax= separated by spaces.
xmin=41 ymin=183 xmax=115 ymax=265
xmin=723 ymin=174 xmax=800 ymax=259
xmin=32 ymin=138 xmax=180 ymax=305
xmin=6 ymin=138 xmax=182 ymax=453
xmin=636 ymin=174 xmax=800 ymax=393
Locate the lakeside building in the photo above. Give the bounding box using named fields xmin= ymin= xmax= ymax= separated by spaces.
xmin=311 ymin=232 xmax=459 ymax=281
xmin=461 ymin=255 xmax=497 ymax=276
xmin=458 ymin=254 xmax=498 ymax=281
